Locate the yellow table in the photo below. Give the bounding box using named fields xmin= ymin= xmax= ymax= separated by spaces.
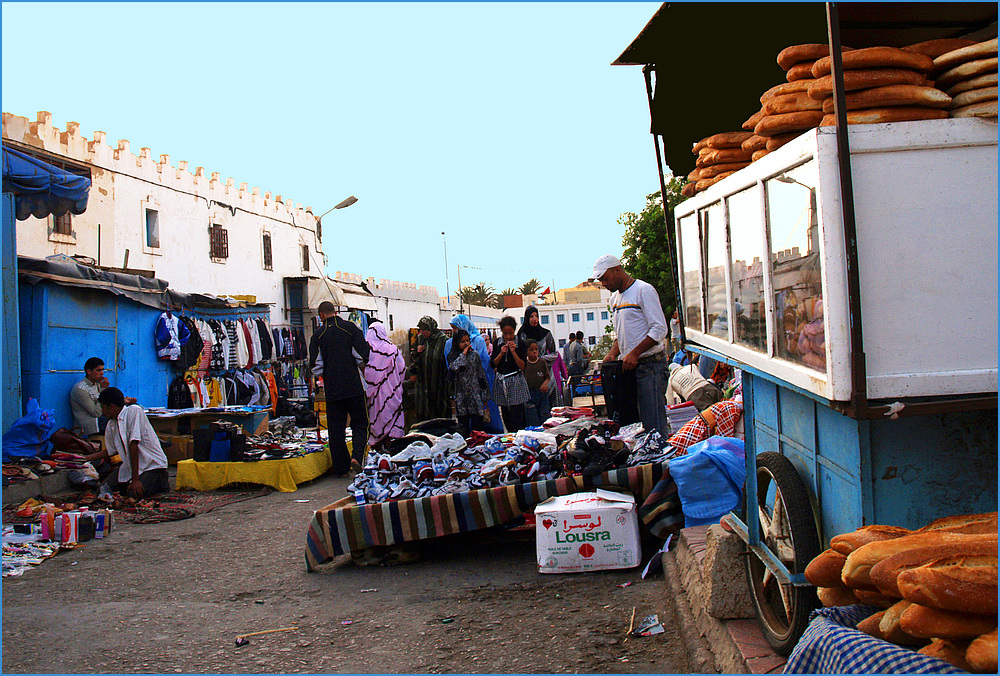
xmin=175 ymin=447 xmax=331 ymax=493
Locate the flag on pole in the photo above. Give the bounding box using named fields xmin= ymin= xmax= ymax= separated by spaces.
xmin=542 ymin=286 xmax=551 ymax=295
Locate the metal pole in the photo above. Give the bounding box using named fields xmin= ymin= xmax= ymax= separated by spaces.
xmin=457 ymin=264 xmax=463 ymax=313
xmin=442 ymin=231 xmax=450 ymax=304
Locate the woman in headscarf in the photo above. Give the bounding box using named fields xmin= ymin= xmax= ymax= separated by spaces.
xmin=516 ymin=306 xmax=557 ymax=364
xmin=363 ymin=321 xmax=406 ymax=450
xmin=444 ymin=314 xmax=504 ymax=433
xmin=409 ymin=316 xmax=450 ymax=423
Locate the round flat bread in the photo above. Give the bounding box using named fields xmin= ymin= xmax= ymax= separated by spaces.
xmin=686 ymin=167 xmax=703 ymax=182
xmin=755 ymin=110 xmax=825 ymax=137
xmin=820 ymin=84 xmax=952 ymax=112
xmin=951 ymin=86 xmax=998 ymax=109
xmin=765 ymin=132 xmax=801 ymax=151
xmin=946 ymin=72 xmax=999 ymax=96
xmin=741 ymin=134 xmax=769 ymax=152
xmin=764 ymin=91 xmax=825 ymax=115
xmin=786 ymin=61 xmax=816 ymax=82
xmin=760 ymin=80 xmax=813 ymax=104
xmin=808 ymin=68 xmax=930 ymax=100
xmin=681 ymin=182 xmax=698 ymax=198
xmin=932 ymin=38 xmax=999 ymax=74
xmin=903 ymin=38 xmax=979 ymax=59
xmin=777 ymin=43 xmax=852 ymax=70
xmin=935 ymin=57 xmax=999 ymax=90
xmin=812 ymin=47 xmax=933 ymax=78
xmin=751 ymin=149 xmax=771 ymax=162
xmin=951 ymin=99 xmax=999 ymax=118
xmin=742 ymin=108 xmax=766 ymax=132
xmin=820 ymin=107 xmax=950 ymax=126
xmin=705 ymin=131 xmax=754 ymax=149
xmin=700 ymin=161 xmax=750 ymax=178
xmin=695 ymin=172 xmax=735 ymax=192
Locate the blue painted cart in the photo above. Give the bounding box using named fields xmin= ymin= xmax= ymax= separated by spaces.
xmin=616 ymin=2 xmax=999 ymax=655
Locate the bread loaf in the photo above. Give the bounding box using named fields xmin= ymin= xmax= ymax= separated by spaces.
xmin=856 ymin=610 xmax=886 ymax=639
xmin=813 ymin=47 xmax=934 ymax=79
xmin=932 ymin=38 xmax=999 ymax=74
xmin=808 ymin=69 xmax=930 ymax=100
xmin=787 ymin=61 xmax=816 ymax=82
xmin=686 ymin=167 xmax=703 ymax=182
xmin=869 ymin=536 xmax=999 ymax=597
xmin=935 ymin=57 xmax=1000 ymax=90
xmin=777 ymin=43 xmax=852 ymax=70
xmin=764 ymin=92 xmax=825 ymax=115
xmin=695 ymin=172 xmax=737 ymax=192
xmin=919 ymin=639 xmax=976 ymax=672
xmin=841 ymin=532 xmax=994 ymax=590
xmin=952 ymin=99 xmax=999 ymax=119
xmin=692 ymin=137 xmax=711 ymax=154
xmin=705 ymin=131 xmax=754 ymax=149
xmin=760 ymin=80 xmax=813 ymax=103
xmin=805 ymin=549 xmax=848 ymax=588
xmin=879 ymin=600 xmax=928 ymax=646
xmin=946 ymin=72 xmax=999 ymax=96
xmin=700 ymin=161 xmax=750 ymax=178
xmin=966 ymin=629 xmax=998 ymax=673
xmin=681 ymin=182 xmax=698 ymax=198
xmin=830 ymin=525 xmax=912 ymax=556
xmin=742 ymin=108 xmax=767 ymax=132
xmin=903 ymin=38 xmax=979 ymax=59
xmin=918 ymin=512 xmax=998 ymax=535
xmin=897 ymin=556 xmax=998 ymax=615
xmin=855 ymin=588 xmax=900 ymax=609
xmin=765 ymin=133 xmax=801 ymax=151
xmin=755 ymin=111 xmax=824 ymax=137
xmin=817 ymin=585 xmax=859 ymax=607
xmin=820 ymin=85 xmax=952 ymax=112
xmin=751 ymin=149 xmax=771 ymax=162
xmin=820 ymin=107 xmax=949 ymax=126
xmin=741 ymin=135 xmax=769 ymax=152
xmin=696 ymin=148 xmax=753 ymax=167
xmin=900 ymin=603 xmax=999 ymax=640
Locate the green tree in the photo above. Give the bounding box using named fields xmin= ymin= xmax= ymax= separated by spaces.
xmin=519 ymin=278 xmax=541 ymax=295
xmin=618 ymin=176 xmax=686 ymax=315
xmin=459 ymin=282 xmax=499 ymax=309
xmin=590 ymin=334 xmax=615 ymax=361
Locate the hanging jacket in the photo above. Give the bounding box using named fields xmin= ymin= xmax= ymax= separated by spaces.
xmin=155 ymin=312 xmax=190 ymax=360
xmin=178 ymin=316 xmax=204 ymax=369
xmin=256 ymin=318 xmax=273 ymax=361
xmin=247 ymin=319 xmax=263 ymax=364
xmin=240 ymin=320 xmax=256 ymax=366
xmin=208 ymin=320 xmax=227 ymax=371
xmin=168 ymin=374 xmax=194 ymax=409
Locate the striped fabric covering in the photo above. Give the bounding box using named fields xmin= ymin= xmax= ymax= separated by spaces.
xmin=305 ymin=461 xmax=682 ymax=571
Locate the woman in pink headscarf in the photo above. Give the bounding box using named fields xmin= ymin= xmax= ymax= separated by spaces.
xmin=363 ymin=321 xmax=406 ymax=450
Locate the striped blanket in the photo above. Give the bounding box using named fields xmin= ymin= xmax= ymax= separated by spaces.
xmin=305 ymin=461 xmax=681 ymax=571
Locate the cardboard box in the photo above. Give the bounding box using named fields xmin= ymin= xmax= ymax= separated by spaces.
xmin=535 ymin=489 xmax=641 ymax=574
xmin=164 ymin=435 xmax=193 ymax=465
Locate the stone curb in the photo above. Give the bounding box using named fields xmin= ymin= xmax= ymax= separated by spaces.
xmin=662 ymin=550 xmax=718 ymax=673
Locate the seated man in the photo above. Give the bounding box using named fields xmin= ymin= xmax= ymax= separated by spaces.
xmin=84 ymin=387 xmax=169 ymax=499
xmin=70 ymin=356 xmax=136 ymax=443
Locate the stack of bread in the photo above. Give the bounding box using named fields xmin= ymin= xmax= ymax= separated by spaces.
xmin=804 ymin=511 xmax=999 ymax=672
xmin=928 ymin=38 xmax=998 ymax=120
xmin=682 ymin=132 xmax=754 ymax=197
xmin=802 ymin=46 xmax=953 ymax=127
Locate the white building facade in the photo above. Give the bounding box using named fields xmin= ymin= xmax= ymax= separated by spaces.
xmin=505 ymin=289 xmax=614 ymax=350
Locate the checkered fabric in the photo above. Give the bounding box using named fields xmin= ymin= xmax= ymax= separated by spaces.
xmin=492 ymin=370 xmax=530 ymax=406
xmin=668 ymin=400 xmax=743 ymax=456
xmin=783 ymin=605 xmax=966 ymax=674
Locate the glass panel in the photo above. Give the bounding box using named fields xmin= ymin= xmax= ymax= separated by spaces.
xmin=145 ymin=209 xmax=159 ymax=248
xmin=705 ymin=202 xmax=728 ymax=339
xmin=728 ymin=186 xmax=768 ymax=352
xmin=766 ymin=161 xmax=825 ymax=372
xmin=678 ymin=212 xmax=702 ymax=332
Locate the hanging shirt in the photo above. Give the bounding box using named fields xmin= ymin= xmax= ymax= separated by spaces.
xmin=155 ymin=312 xmax=189 ymax=360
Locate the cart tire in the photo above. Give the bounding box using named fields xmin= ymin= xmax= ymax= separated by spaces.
xmin=744 ymin=451 xmax=820 ymax=656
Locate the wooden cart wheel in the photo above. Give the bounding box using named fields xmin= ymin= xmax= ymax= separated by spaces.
xmin=743 ymin=451 xmax=820 ymax=656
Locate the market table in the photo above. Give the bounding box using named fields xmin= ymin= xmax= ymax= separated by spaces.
xmin=147 ymin=407 xmax=271 ymax=437
xmin=175 ymin=447 xmax=331 ymax=493
xmin=305 ymin=460 xmax=682 ymax=571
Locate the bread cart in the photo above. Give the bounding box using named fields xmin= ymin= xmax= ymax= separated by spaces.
xmin=615 ymin=2 xmax=999 ymax=654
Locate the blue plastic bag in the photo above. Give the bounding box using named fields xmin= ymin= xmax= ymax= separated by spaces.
xmin=2 ymin=399 xmax=55 ymax=462
xmin=669 ymin=436 xmax=746 ymax=527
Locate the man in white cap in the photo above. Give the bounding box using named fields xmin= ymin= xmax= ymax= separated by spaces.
xmin=590 ymin=254 xmax=670 ymax=436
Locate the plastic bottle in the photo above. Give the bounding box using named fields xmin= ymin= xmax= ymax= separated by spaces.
xmin=78 ymin=513 xmax=95 ymax=542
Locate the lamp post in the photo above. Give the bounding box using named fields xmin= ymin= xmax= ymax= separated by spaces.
xmin=442 ymin=231 xmax=450 ymax=304
xmin=314 ymin=195 xmax=357 ymax=309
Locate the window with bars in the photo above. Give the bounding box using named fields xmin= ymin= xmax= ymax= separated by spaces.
xmin=210 ymin=224 xmax=229 ymax=259
xmin=301 ymin=244 xmax=310 ymax=271
xmin=262 ymin=233 xmax=273 ymax=270
xmin=53 ymin=212 xmax=72 ymax=236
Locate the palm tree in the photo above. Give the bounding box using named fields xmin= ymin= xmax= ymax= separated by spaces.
xmin=459 ymin=282 xmax=498 ymax=309
xmin=519 ymin=278 xmax=541 ymax=295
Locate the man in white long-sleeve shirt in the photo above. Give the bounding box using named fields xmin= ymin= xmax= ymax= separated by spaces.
xmin=591 ymin=254 xmax=671 ymax=436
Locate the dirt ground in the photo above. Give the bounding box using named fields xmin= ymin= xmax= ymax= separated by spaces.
xmin=2 ymin=472 xmax=701 ymax=674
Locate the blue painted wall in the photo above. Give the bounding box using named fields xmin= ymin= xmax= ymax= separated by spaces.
xmin=2 ymin=194 xmax=22 ymax=432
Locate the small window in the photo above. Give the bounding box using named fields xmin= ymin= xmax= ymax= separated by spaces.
xmin=389 ymin=314 xmax=394 ymax=331
xmin=586 ymin=311 xmax=594 ymax=321
xmin=588 ymin=336 xmax=596 ymax=345
xmin=558 ymin=338 xmax=566 ymax=348
xmin=556 ymin=314 xmax=565 ymax=324
xmin=301 ymin=245 xmax=310 ymax=271
xmin=210 ymin=224 xmax=228 ymax=259
xmin=601 ymin=311 xmax=608 ymax=321
xmin=540 ymin=315 xmax=549 ymax=325
xmin=571 ymin=313 xmax=580 ymax=322
xmin=145 ymin=209 xmax=159 ymax=248
xmin=262 ymin=233 xmax=273 ymax=270
xmin=53 ymin=212 xmax=72 ymax=236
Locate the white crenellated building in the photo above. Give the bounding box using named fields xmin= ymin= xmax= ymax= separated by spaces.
xmin=3 ymin=111 xmax=325 ymax=328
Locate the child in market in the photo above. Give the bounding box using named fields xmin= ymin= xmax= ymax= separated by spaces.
xmin=491 ymin=316 xmax=529 ymax=432
xmin=446 ymin=329 xmax=490 ymax=437
xmin=521 ymin=339 xmax=551 ymax=427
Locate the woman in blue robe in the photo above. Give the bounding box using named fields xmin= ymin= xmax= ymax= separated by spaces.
xmin=444 ymin=314 xmax=504 ymax=433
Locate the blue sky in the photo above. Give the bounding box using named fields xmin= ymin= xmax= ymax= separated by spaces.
xmin=2 ymin=2 xmax=664 ymax=296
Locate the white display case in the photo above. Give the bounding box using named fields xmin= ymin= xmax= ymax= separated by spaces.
xmin=674 ymin=118 xmax=998 ymax=402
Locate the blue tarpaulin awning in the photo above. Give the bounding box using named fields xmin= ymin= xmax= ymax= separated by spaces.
xmin=2 ymin=146 xmax=91 ymax=221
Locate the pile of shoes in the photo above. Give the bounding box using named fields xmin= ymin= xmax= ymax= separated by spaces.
xmin=625 ymin=430 xmax=678 ymax=466
xmin=560 ymin=421 xmax=625 ymax=477
xmin=243 ymin=421 xmax=324 ymax=461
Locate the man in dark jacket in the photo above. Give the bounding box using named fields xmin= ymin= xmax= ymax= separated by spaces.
xmin=309 ymin=301 xmax=370 ymax=476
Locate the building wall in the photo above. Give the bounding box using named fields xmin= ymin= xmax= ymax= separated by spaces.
xmin=3 ymin=111 xmax=323 ymax=327
xmin=366 ymin=277 xmax=441 ymax=335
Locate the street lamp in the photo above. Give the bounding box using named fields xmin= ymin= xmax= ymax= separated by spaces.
xmin=774 ymin=175 xmax=818 ymax=254
xmin=317 ymin=195 xmax=358 ymax=222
